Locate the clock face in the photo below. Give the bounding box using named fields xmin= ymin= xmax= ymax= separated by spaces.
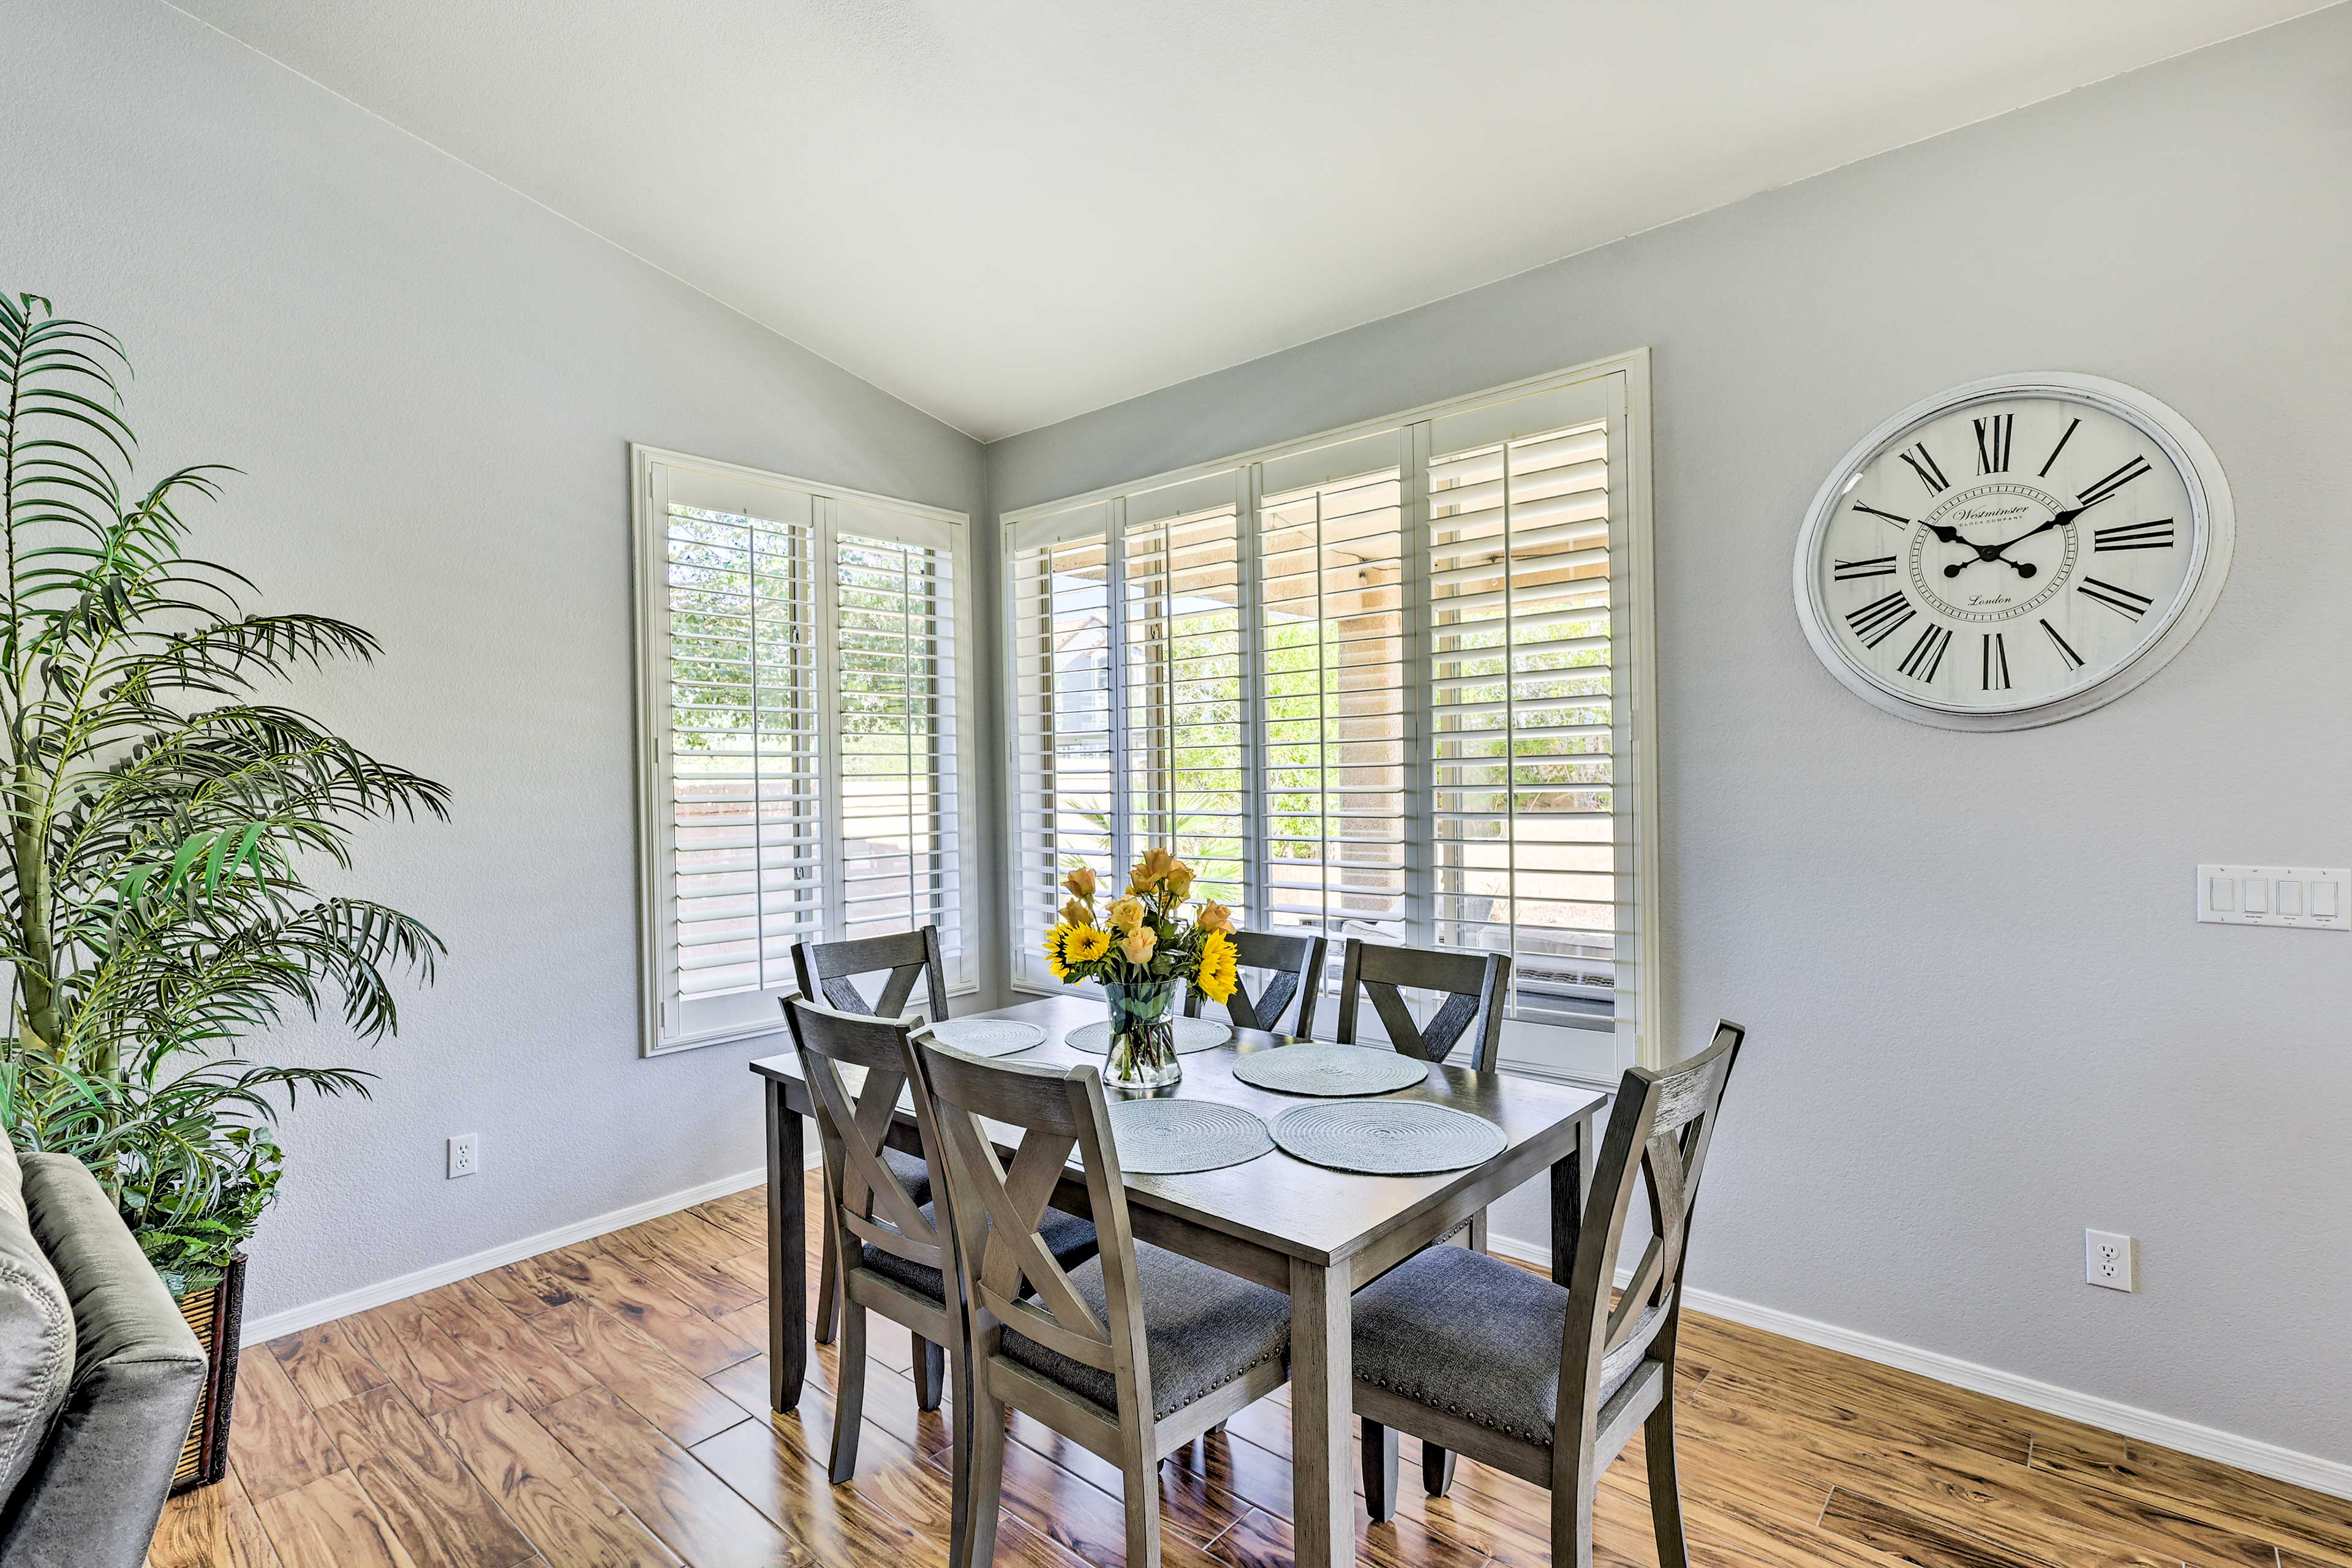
xmin=1795 ymin=377 xmax=2229 ymax=728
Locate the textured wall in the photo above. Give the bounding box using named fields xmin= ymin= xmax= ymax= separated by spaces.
xmin=987 ymin=7 xmax=2352 ymax=1463
xmin=0 ymin=0 xmax=987 ymax=1322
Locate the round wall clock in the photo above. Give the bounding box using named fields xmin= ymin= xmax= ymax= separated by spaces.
xmin=1792 ymin=373 xmax=2233 ymax=730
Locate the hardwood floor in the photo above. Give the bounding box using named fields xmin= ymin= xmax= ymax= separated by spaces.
xmin=149 ymin=1172 xmax=2344 ymax=1568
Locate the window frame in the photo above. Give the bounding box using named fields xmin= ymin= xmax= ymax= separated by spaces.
xmin=631 ymin=443 xmax=979 ymax=1057
xmin=997 ymin=351 xmax=1660 ymax=1081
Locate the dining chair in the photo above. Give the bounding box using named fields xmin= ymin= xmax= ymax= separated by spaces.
xmin=791 ymin=928 xmax=952 ymax=1346
xmin=1180 ymin=928 xmax=1326 ymax=1035
xmin=907 ymin=1041 xmax=1292 ymax=1568
xmin=783 ymin=999 xmax=1098 ymax=1488
xmin=1334 ymin=937 xmax=1510 ymax=1071
xmin=1352 ymin=1020 xmax=1747 ymax=1568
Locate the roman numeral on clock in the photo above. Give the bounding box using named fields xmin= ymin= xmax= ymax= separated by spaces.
xmin=1899 ymin=443 xmax=1951 ymax=495
xmin=2040 ymin=617 xmax=2084 ymax=671
xmin=2078 ymin=576 xmax=2153 ymax=619
xmin=1833 ymin=555 xmax=1898 ymax=580
xmin=1897 ymin=624 xmax=1951 ymax=683
xmin=2076 ymin=455 xmax=2152 ymax=510
xmin=2037 ymin=417 xmax=2081 ymax=478
xmin=1851 ymin=501 xmax=1911 ymax=528
xmin=2094 ymin=518 xmax=2174 ymax=551
xmin=1973 ymin=413 xmax=2013 ymax=474
xmin=1845 ymin=590 xmax=1915 ymax=648
xmin=1981 ymin=631 xmax=2010 ymax=692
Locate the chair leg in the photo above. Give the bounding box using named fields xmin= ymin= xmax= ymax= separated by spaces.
xmin=1645 ymin=1399 xmax=1691 ymax=1568
xmin=961 ymin=1373 xmax=1006 ymax=1568
xmin=1551 ymin=1448 xmax=1599 ymax=1568
xmin=829 ymin=1302 xmax=867 ymax=1483
xmin=815 ymin=1220 xmax=841 ymax=1344
xmin=1466 ymin=1207 xmax=1489 ymax=1254
xmin=1121 ymin=1455 xmax=1164 ymax=1568
xmin=947 ymin=1338 xmax=973 ymax=1568
xmin=914 ymin=1336 xmax=946 ymax=1412
xmin=1423 ymin=1442 xmax=1457 ymax=1496
xmin=1362 ymin=1417 xmax=1399 ymax=1523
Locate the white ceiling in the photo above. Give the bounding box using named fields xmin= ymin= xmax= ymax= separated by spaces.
xmin=176 ymin=0 xmax=2326 ymax=440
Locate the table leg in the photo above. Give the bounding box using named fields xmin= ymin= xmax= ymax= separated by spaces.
xmin=1551 ymin=1112 xmax=1593 ymax=1288
xmin=1289 ymin=1254 xmax=1354 ymax=1568
xmin=766 ymin=1079 xmax=808 ymax=1411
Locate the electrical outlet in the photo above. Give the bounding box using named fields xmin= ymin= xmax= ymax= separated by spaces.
xmin=447 ymin=1133 xmax=480 ymax=1180
xmin=2085 ymin=1229 xmax=2137 ymax=1292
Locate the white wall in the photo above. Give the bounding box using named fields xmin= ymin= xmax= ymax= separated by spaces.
xmin=0 ymin=0 xmax=989 ymax=1322
xmin=987 ymin=6 xmax=2352 ymax=1466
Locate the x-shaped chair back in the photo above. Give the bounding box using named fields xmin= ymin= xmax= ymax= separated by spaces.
xmin=792 ymin=927 xmax=950 ymax=1023
xmin=1182 ymin=929 xmax=1326 ymax=1035
xmin=908 ymin=1041 xmax=1159 ymax=1439
xmin=1335 ymin=938 xmax=1510 ymax=1069
xmin=784 ymin=998 xmax=945 ymax=1292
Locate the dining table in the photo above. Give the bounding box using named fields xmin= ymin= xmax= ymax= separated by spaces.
xmin=750 ymin=991 xmax=1608 ymax=1568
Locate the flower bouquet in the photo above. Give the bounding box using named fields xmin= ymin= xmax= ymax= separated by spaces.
xmin=1044 ymin=848 xmax=1238 ymax=1090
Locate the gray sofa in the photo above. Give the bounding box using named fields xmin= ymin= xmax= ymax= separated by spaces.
xmin=0 ymin=1139 xmax=205 ymax=1568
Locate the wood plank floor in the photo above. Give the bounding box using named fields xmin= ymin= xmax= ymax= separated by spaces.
xmin=149 ymin=1171 xmax=2346 ymax=1568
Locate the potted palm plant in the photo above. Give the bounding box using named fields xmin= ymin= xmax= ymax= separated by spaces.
xmin=0 ymin=293 xmax=448 ymax=1488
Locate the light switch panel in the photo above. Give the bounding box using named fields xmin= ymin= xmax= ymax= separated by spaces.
xmin=2198 ymin=865 xmax=2349 ymax=930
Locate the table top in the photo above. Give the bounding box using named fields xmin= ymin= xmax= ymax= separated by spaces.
xmin=752 ymin=992 xmax=1605 ymax=1270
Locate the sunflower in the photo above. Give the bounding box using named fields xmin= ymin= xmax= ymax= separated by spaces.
xmin=1042 ymin=922 xmax=1074 ymax=981
xmin=1065 ymin=924 xmax=1112 ymax=965
xmin=1194 ymin=929 xmax=1238 ymax=1004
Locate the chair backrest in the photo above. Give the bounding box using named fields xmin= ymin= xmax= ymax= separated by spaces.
xmin=905 ymin=1039 xmax=1156 ymax=1433
xmin=783 ymin=998 xmax=946 ymax=1292
xmin=1182 ymin=929 xmax=1326 ymax=1035
xmin=1334 ymin=939 xmax=1510 ymax=1070
xmin=791 ymin=927 xmax=950 ymax=1023
xmin=1557 ymin=1020 xmax=1746 ymax=1443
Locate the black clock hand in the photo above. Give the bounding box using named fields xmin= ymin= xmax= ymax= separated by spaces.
xmin=1940 ymin=504 xmax=2090 ymax=579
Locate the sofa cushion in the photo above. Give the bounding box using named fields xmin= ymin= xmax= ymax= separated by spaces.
xmin=1 ymin=1153 xmax=204 ymax=1568
xmin=0 ymin=1140 xmax=74 ymax=1525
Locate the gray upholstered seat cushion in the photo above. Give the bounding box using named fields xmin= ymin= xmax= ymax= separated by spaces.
xmin=2 ymin=1153 xmax=205 ymax=1568
xmin=0 ymin=1139 xmax=74 ymax=1524
xmin=1000 ymin=1243 xmax=1289 ymax=1419
xmin=1352 ymin=1245 xmax=1634 ymax=1447
xmin=862 ymin=1203 xmax=1096 ymax=1303
xmin=880 ymin=1146 xmax=932 ymax=1207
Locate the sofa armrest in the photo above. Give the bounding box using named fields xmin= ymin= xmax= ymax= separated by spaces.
xmin=0 ymin=1154 xmax=204 ymax=1568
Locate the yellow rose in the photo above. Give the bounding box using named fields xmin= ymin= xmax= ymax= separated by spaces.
xmin=1061 ymin=897 xmax=1094 ymax=929
xmin=1063 ymin=866 xmax=1097 ymax=902
xmin=1107 ymin=895 xmax=1147 ymax=933
xmin=1129 ymin=846 xmax=1175 ymax=892
xmin=1166 ymin=861 xmax=1195 ymax=900
xmin=1067 ymin=925 xmax=1112 ymax=963
xmin=1195 ymin=900 xmax=1233 ymax=933
xmin=1120 ymin=925 xmax=1158 ymax=966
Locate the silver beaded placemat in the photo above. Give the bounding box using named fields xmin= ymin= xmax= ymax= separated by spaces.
xmin=926 ymin=1018 xmax=1045 ymax=1058
xmin=1270 ymin=1101 xmax=1506 ymax=1175
xmin=1231 ymin=1043 xmax=1429 ymax=1098
xmin=1063 ymin=1017 xmax=1234 ymax=1056
xmin=1107 ymin=1099 xmax=1273 ymax=1175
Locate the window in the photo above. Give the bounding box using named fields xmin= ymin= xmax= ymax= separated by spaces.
xmin=1001 ymin=355 xmax=1657 ymax=1078
xmin=634 ymin=448 xmax=974 ymax=1054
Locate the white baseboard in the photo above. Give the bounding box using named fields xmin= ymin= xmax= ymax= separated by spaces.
xmin=1486 ymin=1234 xmax=2352 ymax=1502
xmin=241 ymin=1163 xmax=773 ymax=1346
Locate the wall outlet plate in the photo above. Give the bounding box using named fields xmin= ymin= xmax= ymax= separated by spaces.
xmin=2085 ymin=1229 xmax=2138 ymax=1292
xmin=447 ymin=1133 xmax=480 ymax=1180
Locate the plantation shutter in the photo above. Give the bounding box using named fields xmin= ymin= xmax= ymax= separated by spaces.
xmin=1123 ymin=472 xmax=1250 ymax=920
xmin=1255 ymin=430 xmax=1413 ymax=958
xmin=1008 ymin=504 xmax=1117 ymax=990
xmin=830 ymin=500 xmax=970 ymax=988
xmin=1425 ymin=378 xmax=1620 ymax=1029
xmin=646 ymin=461 xmax=824 ymax=1047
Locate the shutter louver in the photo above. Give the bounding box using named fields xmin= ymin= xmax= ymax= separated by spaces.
xmin=1427 ymin=413 xmax=1616 ymax=1026
xmin=1010 ymin=518 xmax=1116 ymax=989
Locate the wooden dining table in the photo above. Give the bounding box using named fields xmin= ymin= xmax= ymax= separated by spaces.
xmin=750 ymin=992 xmax=1607 ymax=1568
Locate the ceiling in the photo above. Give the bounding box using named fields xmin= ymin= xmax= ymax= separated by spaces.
xmin=175 ymin=1 xmax=2328 ymax=441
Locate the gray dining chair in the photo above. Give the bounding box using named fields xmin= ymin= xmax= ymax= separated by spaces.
xmin=1334 ymin=937 xmax=1510 ymax=1071
xmin=1180 ymin=928 xmax=1326 ymax=1035
xmin=1353 ymin=1020 xmax=1747 ymax=1568
xmin=790 ymin=927 xmax=952 ymax=1346
xmin=906 ymin=1041 xmax=1292 ymax=1568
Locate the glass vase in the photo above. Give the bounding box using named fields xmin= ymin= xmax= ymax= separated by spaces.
xmin=1101 ymin=979 xmax=1183 ymax=1091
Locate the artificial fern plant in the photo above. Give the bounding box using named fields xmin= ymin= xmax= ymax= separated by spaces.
xmin=0 ymin=293 xmax=448 ymax=1293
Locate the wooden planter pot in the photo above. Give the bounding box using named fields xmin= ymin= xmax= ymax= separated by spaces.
xmin=168 ymin=1254 xmax=246 ymax=1493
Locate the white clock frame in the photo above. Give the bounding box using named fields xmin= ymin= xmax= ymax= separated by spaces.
xmin=1792 ymin=372 xmax=2234 ymax=731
